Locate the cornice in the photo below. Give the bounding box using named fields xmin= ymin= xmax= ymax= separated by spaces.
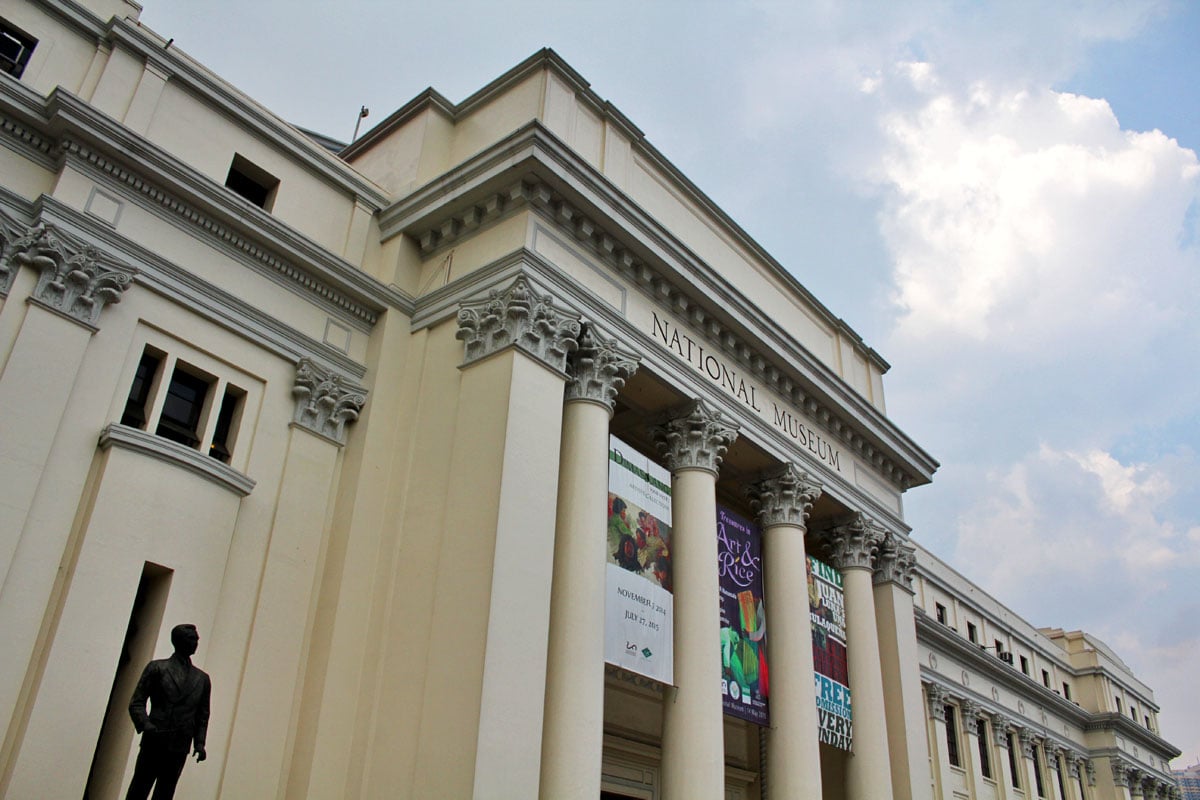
xmin=94 ymin=14 xmax=390 ymax=208
xmin=382 ymin=123 xmax=937 ymax=490
xmin=31 ymin=194 xmax=368 ymax=380
xmin=99 ymin=423 xmax=255 ymax=497
xmin=404 ymin=249 xmax=914 ymax=529
xmin=42 ymin=89 xmax=408 ymax=321
xmin=354 ymin=47 xmax=885 ymax=378
xmin=1085 ymin=714 xmax=1181 ymax=760
xmin=916 ymin=612 xmax=1090 ymax=726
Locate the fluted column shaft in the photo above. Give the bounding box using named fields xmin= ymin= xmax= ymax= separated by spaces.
xmin=829 ymin=516 xmax=894 ymax=800
xmin=540 ymin=331 xmax=638 ymax=800
xmin=654 ymin=400 xmax=738 ymax=800
xmin=750 ymin=466 xmax=823 ymax=800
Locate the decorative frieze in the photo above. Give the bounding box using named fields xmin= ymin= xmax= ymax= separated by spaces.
xmin=57 ymin=136 xmax=381 ymax=325
xmin=650 ymin=398 xmax=739 ymax=475
xmin=11 ymin=223 xmax=134 ymax=327
xmin=825 ymin=512 xmax=883 ymax=571
xmin=873 ymin=530 xmax=916 ymax=590
xmin=456 ymin=275 xmax=582 ymax=374
xmin=292 ymin=358 xmax=368 ymax=445
xmin=564 ymin=325 xmax=639 ymax=413
xmin=413 ymin=171 xmax=923 ymax=491
xmin=925 ymin=683 xmax=951 ymax=719
xmin=747 ymin=463 xmax=822 ymax=529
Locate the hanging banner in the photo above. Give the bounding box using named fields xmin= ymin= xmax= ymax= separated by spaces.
xmin=605 ymin=436 xmax=674 ymax=683
xmin=809 ymin=555 xmax=852 ymax=750
xmin=717 ymin=506 xmax=769 ymax=725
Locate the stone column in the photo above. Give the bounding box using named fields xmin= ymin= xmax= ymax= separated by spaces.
xmin=925 ymin=684 xmax=953 ymax=800
xmin=652 ymin=399 xmax=738 ymax=800
xmin=873 ymin=532 xmax=930 ymax=800
xmin=961 ymin=700 xmax=988 ymax=797
xmin=222 ymin=360 xmax=367 ymax=797
xmin=828 ymin=514 xmax=893 ymax=800
xmin=992 ymin=714 xmax=1015 ymax=799
xmin=748 ymin=465 xmax=823 ymax=800
xmin=1018 ymin=728 xmax=1041 ymax=800
xmin=539 ymin=328 xmax=639 ymax=800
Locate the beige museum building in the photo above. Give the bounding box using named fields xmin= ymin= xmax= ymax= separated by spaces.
xmin=0 ymin=0 xmax=1183 ymax=798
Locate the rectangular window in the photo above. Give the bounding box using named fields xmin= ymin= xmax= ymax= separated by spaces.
xmin=1115 ymin=697 xmax=1122 ymax=713
xmin=1041 ymin=669 xmax=1051 ymax=688
xmin=1006 ymin=732 xmax=1020 ymax=788
xmin=225 ymin=154 xmax=279 ymax=210
xmin=995 ymin=638 xmax=1004 ymax=654
xmin=936 ymin=603 xmax=947 ymax=624
xmin=0 ymin=19 xmax=37 ymax=79
xmin=1033 ymin=745 xmax=1046 ymax=798
xmin=120 ymin=350 xmax=164 ymax=429
xmin=1144 ymin=714 xmax=1151 ymax=729
xmin=1020 ymin=655 xmax=1029 ymax=675
xmin=1056 ymin=755 xmax=1067 ymax=800
xmin=207 ymin=384 xmax=244 ymax=463
xmin=967 ymin=622 xmax=978 ymax=643
xmin=944 ymin=704 xmax=961 ymax=768
xmin=1062 ymin=682 xmax=1071 ymax=701
xmin=156 ymin=366 xmax=212 ymax=447
xmin=120 ymin=345 xmax=247 ymax=464
xmin=976 ymin=717 xmax=992 ymax=779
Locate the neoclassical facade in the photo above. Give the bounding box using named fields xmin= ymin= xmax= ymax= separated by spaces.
xmin=0 ymin=0 xmax=1180 ymax=798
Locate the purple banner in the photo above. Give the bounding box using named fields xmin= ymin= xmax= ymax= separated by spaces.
xmin=717 ymin=506 xmax=768 ymax=725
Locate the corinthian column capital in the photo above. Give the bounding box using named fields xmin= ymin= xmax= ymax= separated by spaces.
xmin=873 ymin=530 xmax=917 ymax=591
xmin=564 ymin=325 xmax=639 ymax=414
xmin=747 ymin=463 xmax=822 ymax=529
xmin=456 ymin=275 xmax=581 ymax=373
xmin=13 ymin=222 xmax=135 ymax=328
xmin=825 ymin=512 xmax=884 ymax=571
xmin=650 ymin=398 xmax=739 ymax=476
xmin=925 ymin=683 xmax=950 ymax=718
xmin=960 ymin=699 xmax=983 ymax=722
xmin=292 ymin=358 xmax=368 ymax=445
xmin=1018 ymin=727 xmax=1038 ymax=759
xmin=992 ymin=714 xmax=1012 ymax=744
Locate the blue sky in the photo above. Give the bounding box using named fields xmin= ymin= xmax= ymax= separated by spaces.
xmin=139 ymin=0 xmax=1200 ymax=769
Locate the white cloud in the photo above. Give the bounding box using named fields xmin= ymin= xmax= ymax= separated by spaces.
xmin=953 ymin=444 xmax=1198 ymax=593
xmin=872 ymin=74 xmax=1200 ymax=349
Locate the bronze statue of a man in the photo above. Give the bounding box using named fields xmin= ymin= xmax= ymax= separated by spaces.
xmin=125 ymin=623 xmax=211 ymax=800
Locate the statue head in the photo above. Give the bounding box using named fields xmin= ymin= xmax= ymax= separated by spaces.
xmin=171 ymin=624 xmax=200 ymax=657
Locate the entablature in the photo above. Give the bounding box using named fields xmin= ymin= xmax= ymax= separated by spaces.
xmin=380 ymin=122 xmax=937 ymax=493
